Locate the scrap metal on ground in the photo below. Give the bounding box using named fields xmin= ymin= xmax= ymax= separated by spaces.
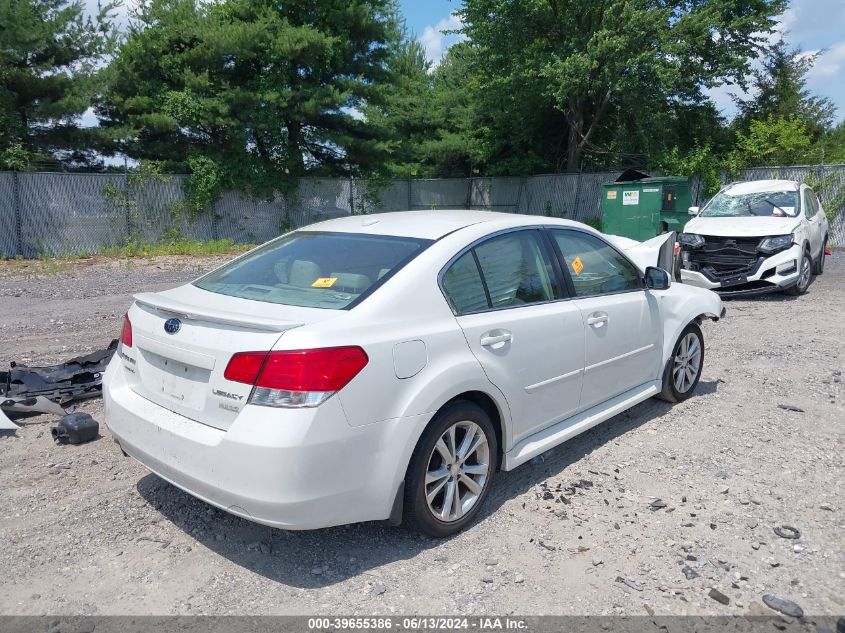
xmin=0 ymin=341 xmax=117 ymax=428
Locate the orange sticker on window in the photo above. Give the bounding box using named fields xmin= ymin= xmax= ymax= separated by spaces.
xmin=571 ymin=256 xmax=584 ymax=275
xmin=311 ymin=277 xmax=337 ymax=288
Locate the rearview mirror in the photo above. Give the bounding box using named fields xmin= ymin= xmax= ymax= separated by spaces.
xmin=688 ymin=206 xmax=700 ymax=216
xmin=645 ymin=266 xmax=670 ymax=290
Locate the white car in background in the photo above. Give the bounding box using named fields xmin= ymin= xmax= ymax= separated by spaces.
xmin=104 ymin=211 xmax=723 ymax=537
xmin=678 ymin=180 xmax=829 ymax=296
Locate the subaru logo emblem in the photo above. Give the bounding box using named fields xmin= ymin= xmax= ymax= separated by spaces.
xmin=164 ymin=318 xmax=182 ymax=335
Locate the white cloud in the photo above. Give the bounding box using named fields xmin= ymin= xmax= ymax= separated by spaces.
xmin=80 ymin=107 xmax=98 ymax=128
xmin=418 ymin=12 xmax=466 ymax=67
xmin=808 ymin=41 xmax=845 ymax=77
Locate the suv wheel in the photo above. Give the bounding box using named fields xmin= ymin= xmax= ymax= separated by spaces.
xmin=813 ymin=238 xmax=827 ymax=275
xmin=657 ymin=323 xmax=704 ymax=403
xmin=786 ymin=249 xmax=812 ymax=296
xmin=404 ymin=401 xmax=497 ymax=537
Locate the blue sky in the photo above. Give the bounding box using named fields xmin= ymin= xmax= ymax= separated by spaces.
xmin=399 ymin=0 xmax=845 ymax=123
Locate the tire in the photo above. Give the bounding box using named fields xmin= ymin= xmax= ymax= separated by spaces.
xmin=657 ymin=322 xmax=704 ymax=403
xmin=785 ymin=248 xmax=812 ymax=296
xmin=403 ymin=401 xmax=498 ymax=537
xmin=813 ymin=237 xmax=827 ymax=275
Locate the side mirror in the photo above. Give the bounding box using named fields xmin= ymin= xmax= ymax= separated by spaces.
xmin=688 ymin=206 xmax=700 ymax=216
xmin=645 ymin=266 xmax=671 ymax=290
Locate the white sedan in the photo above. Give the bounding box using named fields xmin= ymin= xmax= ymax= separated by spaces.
xmin=104 ymin=211 xmax=723 ymax=536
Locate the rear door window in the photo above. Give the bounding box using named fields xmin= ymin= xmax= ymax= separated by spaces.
xmin=441 ymin=230 xmax=564 ymax=314
xmin=195 ymin=232 xmax=432 ymax=309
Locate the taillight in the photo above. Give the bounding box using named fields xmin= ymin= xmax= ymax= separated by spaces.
xmin=121 ymin=314 xmax=133 ymax=348
xmin=224 ymin=346 xmax=369 ymax=409
xmin=224 ymin=352 xmax=267 ymax=384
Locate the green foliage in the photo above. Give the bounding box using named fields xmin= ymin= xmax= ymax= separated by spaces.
xmin=451 ymin=0 xmax=785 ymax=173
xmin=99 ymin=0 xmax=401 ymax=194
xmin=655 ymin=144 xmax=724 ymax=199
xmin=0 ymin=142 xmax=31 ymax=170
xmin=820 ymin=122 xmax=845 ymax=163
xmin=184 ymin=156 xmax=223 ymax=215
xmin=733 ymin=40 xmax=836 ymax=141
xmin=101 ymin=160 xmax=169 ymax=240
xmin=0 ymin=0 xmax=120 ymax=170
xmin=100 ymin=234 xmax=251 ymax=258
xmin=732 ymin=115 xmax=821 ymax=167
xmin=582 ymin=216 xmax=603 ymax=232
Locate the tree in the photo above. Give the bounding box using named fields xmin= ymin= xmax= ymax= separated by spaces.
xmin=820 ymin=121 xmax=845 ymax=163
xmin=733 ymin=40 xmax=837 ymax=140
xmin=363 ymin=26 xmax=435 ymax=176
xmin=733 ymin=115 xmax=820 ymax=166
xmin=99 ymin=0 xmax=400 ymax=195
xmin=0 ymin=0 xmax=119 ymax=170
xmin=457 ymin=0 xmax=787 ymax=172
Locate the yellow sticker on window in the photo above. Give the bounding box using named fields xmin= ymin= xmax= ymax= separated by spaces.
xmin=571 ymin=256 xmax=584 ymax=275
xmin=311 ymin=277 xmax=337 ymax=288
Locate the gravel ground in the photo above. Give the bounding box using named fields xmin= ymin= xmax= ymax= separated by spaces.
xmin=0 ymin=253 xmax=843 ymax=617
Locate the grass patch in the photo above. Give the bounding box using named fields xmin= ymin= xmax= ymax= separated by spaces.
xmin=100 ymin=237 xmax=254 ymax=258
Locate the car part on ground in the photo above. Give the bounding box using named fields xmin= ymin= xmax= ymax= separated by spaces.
xmin=52 ymin=412 xmax=100 ymax=445
xmin=1 ymin=395 xmax=67 ymax=418
xmin=0 ymin=341 xmax=117 ymax=405
xmin=0 ymin=407 xmax=19 ymax=430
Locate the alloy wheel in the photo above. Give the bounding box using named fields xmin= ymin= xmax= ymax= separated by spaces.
xmin=425 ymin=421 xmax=490 ymax=523
xmin=798 ymin=254 xmax=811 ymax=290
xmin=673 ymin=332 xmax=702 ymax=394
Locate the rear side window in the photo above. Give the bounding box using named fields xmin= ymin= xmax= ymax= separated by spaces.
xmin=803 ymin=190 xmax=815 ymax=219
xmin=195 ymin=231 xmax=432 ymax=309
xmin=441 ymin=230 xmax=563 ymax=314
xmin=441 ymin=252 xmax=489 ymax=314
xmin=551 ymin=230 xmax=641 ymax=297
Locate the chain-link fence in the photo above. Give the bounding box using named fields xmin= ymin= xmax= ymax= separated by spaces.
xmin=1 ymin=165 xmax=843 ymax=257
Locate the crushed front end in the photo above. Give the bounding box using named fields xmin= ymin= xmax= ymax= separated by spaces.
xmin=677 ymin=233 xmax=802 ymax=296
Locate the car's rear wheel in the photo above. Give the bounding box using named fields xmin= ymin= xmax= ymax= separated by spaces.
xmin=404 ymin=401 xmax=497 ymax=537
xmin=786 ymin=248 xmax=812 ymax=296
xmin=813 ymin=237 xmax=827 ymax=275
xmin=658 ymin=323 xmax=704 ymax=403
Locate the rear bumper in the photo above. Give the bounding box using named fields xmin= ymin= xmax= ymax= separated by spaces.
xmin=680 ymin=244 xmax=802 ymax=296
xmin=103 ymin=359 xmax=425 ymax=530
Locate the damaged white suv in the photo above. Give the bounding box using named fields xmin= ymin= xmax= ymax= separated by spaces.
xmin=679 ymin=180 xmax=829 ymax=296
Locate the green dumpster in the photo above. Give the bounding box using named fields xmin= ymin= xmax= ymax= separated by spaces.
xmin=601 ymin=175 xmax=692 ymax=241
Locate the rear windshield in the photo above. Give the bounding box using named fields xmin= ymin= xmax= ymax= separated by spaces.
xmin=195 ymin=231 xmax=432 ymax=309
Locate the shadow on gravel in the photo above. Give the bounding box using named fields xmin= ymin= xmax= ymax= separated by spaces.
xmin=136 ymin=381 xmax=719 ymax=589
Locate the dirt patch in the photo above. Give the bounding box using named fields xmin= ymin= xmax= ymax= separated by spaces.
xmin=1 ymin=254 xmax=843 ymax=616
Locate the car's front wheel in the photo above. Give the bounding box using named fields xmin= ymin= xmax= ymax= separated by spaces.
xmin=786 ymin=248 xmax=812 ymax=296
xmin=404 ymin=401 xmax=497 ymax=537
xmin=658 ymin=322 xmax=704 ymax=402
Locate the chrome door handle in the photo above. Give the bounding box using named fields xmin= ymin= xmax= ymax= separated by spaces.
xmin=586 ymin=314 xmax=609 ymax=327
xmin=480 ymin=331 xmax=512 ymax=347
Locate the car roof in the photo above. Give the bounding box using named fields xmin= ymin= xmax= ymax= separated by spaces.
xmin=305 ymin=209 xmax=585 ymax=240
xmin=724 ymin=180 xmax=800 ymax=195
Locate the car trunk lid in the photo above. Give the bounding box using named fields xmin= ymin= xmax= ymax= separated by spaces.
xmin=122 ymin=285 xmax=336 ymax=431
